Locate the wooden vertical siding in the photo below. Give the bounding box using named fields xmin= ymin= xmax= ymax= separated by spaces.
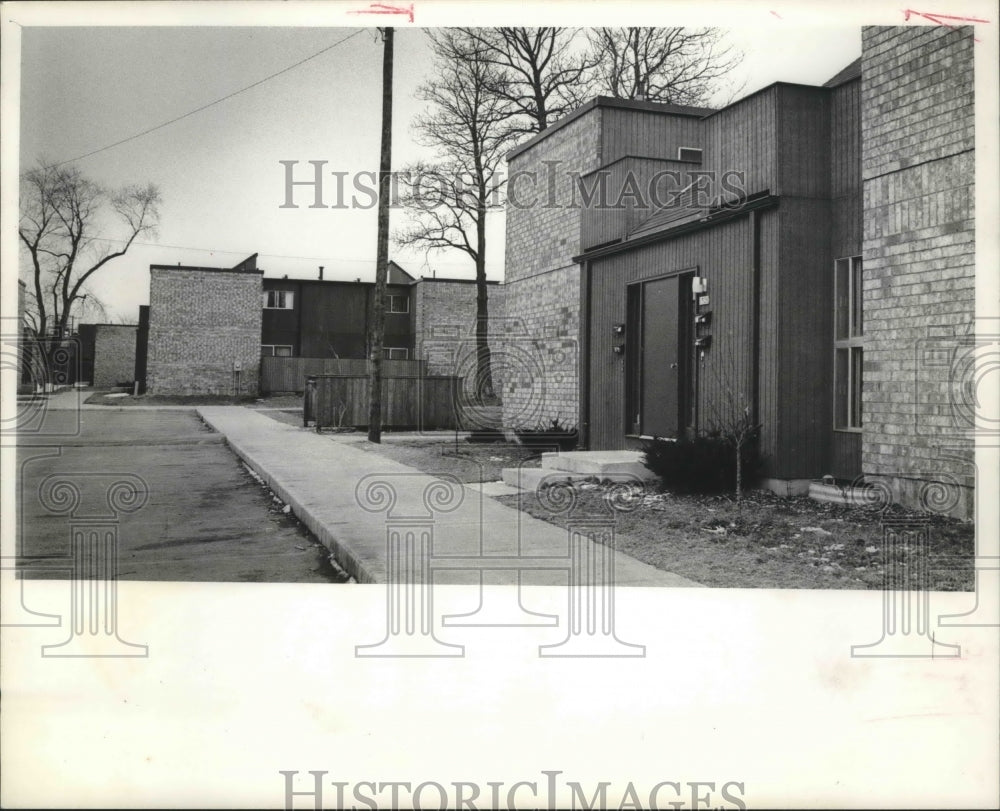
xmin=756 ymin=208 xmax=782 ymax=473
xmin=298 ymin=283 xmax=370 ymax=358
xmin=600 ymin=108 xmax=704 ymax=164
xmin=579 ymin=157 xmax=700 ymax=250
xmin=308 ymin=373 xmax=460 ymax=430
xmin=773 ymin=85 xmax=835 ymax=480
xmin=829 ymin=77 xmax=863 ymax=478
xmin=261 ymin=357 xmax=427 ymax=394
xmin=587 ymin=215 xmax=769 ymax=457
xmin=830 ymin=78 xmax=861 ymax=251
xmin=775 ymin=199 xmax=833 ymax=478
xmin=776 ymin=86 xmax=831 ymax=198
xmin=261 ymin=280 xmax=301 ymax=352
xmin=580 ymin=82 xmax=858 ymax=482
xmin=702 ymin=87 xmax=778 ymax=200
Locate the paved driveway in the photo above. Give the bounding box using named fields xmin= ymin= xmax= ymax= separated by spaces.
xmin=15 ymin=407 xmax=347 ymax=583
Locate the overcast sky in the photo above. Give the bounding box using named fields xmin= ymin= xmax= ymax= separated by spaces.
xmin=14 ymin=9 xmax=862 ymax=322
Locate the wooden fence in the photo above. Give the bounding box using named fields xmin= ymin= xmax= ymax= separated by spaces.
xmin=304 ymin=374 xmax=461 ymax=430
xmin=261 ymin=357 xmax=427 ymax=394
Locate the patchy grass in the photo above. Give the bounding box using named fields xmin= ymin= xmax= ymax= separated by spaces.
xmin=85 ymin=391 xmax=305 ymax=408
xmin=85 ymin=390 xmax=259 ymax=406
xmin=248 ymin=395 xmax=304 ymax=409
xmin=355 ymin=438 xmax=541 ymax=484
xmin=359 ymin=438 xmax=540 ymax=484
xmin=495 ymin=484 xmax=974 ymax=590
xmin=279 ymin=424 xmax=976 ymax=590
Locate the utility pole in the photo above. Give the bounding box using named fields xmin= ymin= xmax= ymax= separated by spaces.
xmin=368 ymin=26 xmax=393 ymax=443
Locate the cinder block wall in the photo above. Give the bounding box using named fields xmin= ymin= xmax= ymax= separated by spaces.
xmin=861 ymin=25 xmax=975 ymax=517
xmin=93 ymin=325 xmax=138 ymax=388
xmin=146 ymin=267 xmax=263 ymax=396
xmin=413 ymin=280 xmax=506 ymax=397
xmin=503 ymin=107 xmax=602 ymax=431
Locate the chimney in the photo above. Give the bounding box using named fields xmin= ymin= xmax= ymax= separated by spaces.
xmin=319 ymin=265 xmax=324 ymax=280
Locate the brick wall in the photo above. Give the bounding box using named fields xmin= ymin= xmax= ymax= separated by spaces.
xmin=503 ymin=106 xmax=603 ymax=429
xmin=413 ymin=280 xmax=506 ymax=396
xmin=496 ymin=268 xmax=579 ymax=430
xmin=861 ymin=25 xmax=975 ymax=517
xmin=146 ymin=267 xmax=263 ymax=396
xmin=93 ymin=325 xmax=138 ymax=388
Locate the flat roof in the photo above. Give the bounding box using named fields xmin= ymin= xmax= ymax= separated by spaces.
xmin=150 ymin=264 xmax=264 ymax=275
xmin=507 ymin=96 xmax=715 ymax=162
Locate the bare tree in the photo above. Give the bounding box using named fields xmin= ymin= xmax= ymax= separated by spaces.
xmin=587 ymin=28 xmax=743 ymax=106
xmin=457 ymin=27 xmax=593 ymax=135
xmin=396 ymin=29 xmax=518 ymax=402
xmin=19 ymin=162 xmax=161 ymax=345
xmin=704 ymin=350 xmax=761 ymax=503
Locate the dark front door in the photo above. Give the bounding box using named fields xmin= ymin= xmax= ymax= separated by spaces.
xmin=627 ymin=274 xmax=692 ymax=438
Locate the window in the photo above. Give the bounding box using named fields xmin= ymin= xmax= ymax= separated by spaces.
xmin=677 ymin=146 xmax=703 ymax=162
xmin=261 ymin=345 xmax=293 ymax=357
xmin=834 ymin=256 xmax=863 ymax=430
xmin=386 ymin=294 xmax=409 ymax=314
xmin=264 ymin=290 xmax=294 ymax=309
xmin=383 ymin=347 xmax=408 ymax=360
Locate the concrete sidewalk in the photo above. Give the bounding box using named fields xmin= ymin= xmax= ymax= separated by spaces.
xmin=198 ymin=407 xmax=700 ymax=587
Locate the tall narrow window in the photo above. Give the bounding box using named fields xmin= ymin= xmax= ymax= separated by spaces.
xmin=834 ymin=256 xmax=863 ymax=430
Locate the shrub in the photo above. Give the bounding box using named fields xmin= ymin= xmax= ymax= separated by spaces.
xmin=514 ymin=417 xmax=579 ymax=452
xmin=642 ymin=429 xmax=761 ymax=495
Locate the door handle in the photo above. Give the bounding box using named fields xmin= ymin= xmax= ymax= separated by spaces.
xmin=669 ymin=363 xmax=678 ymax=369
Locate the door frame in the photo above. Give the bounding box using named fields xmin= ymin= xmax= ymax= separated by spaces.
xmin=624 ymin=267 xmax=697 ymax=439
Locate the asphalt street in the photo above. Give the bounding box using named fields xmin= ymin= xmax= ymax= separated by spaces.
xmin=15 ymin=404 xmax=347 ymax=583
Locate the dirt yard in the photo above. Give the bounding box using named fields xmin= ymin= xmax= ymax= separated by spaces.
xmin=353 ymin=438 xmax=975 ymax=590
xmin=84 ymin=391 xmax=303 ymax=408
xmin=347 ymin=438 xmax=541 ymax=483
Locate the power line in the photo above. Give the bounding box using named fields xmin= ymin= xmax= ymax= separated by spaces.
xmin=55 ymin=28 xmax=366 ymax=167
xmin=85 ymin=235 xmax=485 ymax=269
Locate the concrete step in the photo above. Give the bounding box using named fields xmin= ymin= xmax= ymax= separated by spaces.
xmin=808 ymin=481 xmax=876 ymax=508
xmin=539 ymin=450 xmax=657 ymax=481
xmin=501 ymin=465 xmax=650 ymax=492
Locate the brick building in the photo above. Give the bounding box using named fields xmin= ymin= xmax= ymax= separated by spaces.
xmin=860 ymin=25 xmax=976 ymax=516
xmin=506 ymin=25 xmax=975 ymax=516
xmin=413 ymin=277 xmax=506 ymax=398
xmin=79 ymin=324 xmax=138 ymax=388
xmin=145 ymin=254 xmax=263 ymax=396
xmin=261 ymin=261 xmax=416 ymax=359
xmin=140 ymin=253 xmax=505 ymax=399
xmin=503 ymin=97 xmax=712 ymax=431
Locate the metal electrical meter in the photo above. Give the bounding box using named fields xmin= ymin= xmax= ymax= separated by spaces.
xmin=693 ymin=277 xmax=712 ymax=353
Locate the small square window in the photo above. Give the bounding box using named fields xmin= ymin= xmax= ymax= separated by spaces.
xmin=386 ymin=294 xmax=409 ymax=314
xmin=264 ymin=290 xmax=294 ymax=309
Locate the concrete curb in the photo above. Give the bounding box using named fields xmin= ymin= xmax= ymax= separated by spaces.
xmin=196 ymin=407 xmax=702 ymax=589
xmin=198 ymin=409 xmax=381 ymax=583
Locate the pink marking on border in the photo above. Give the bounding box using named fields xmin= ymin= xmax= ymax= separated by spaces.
xmin=348 ymin=3 xmax=415 ymax=23
xmin=903 ymin=9 xmax=988 ymax=40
